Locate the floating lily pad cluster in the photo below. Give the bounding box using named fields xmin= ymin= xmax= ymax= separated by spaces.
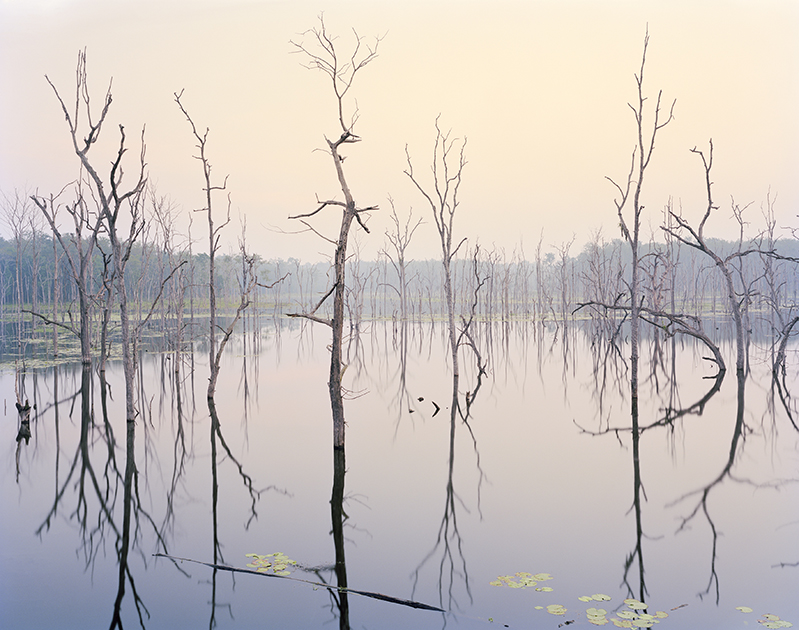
xmin=579 ymin=593 xmax=612 ymax=603
xmin=599 ymin=600 xmax=669 ymax=628
xmin=489 ymin=572 xmax=554 ymax=591
xmin=245 ymin=552 xmax=297 ymax=576
xmin=736 ymin=606 xmax=793 ymax=628
xmin=489 ymin=575 xmax=672 ymax=627
xmin=757 ymin=614 xmax=793 ymax=629
xmin=572 ymin=597 xmax=668 ymax=627
xmin=490 ymin=572 xmax=793 ymax=628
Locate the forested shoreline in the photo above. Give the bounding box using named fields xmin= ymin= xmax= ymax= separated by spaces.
xmin=2 ymin=227 xmax=797 ymax=377
xmin=2 ymin=231 xmax=798 ymax=326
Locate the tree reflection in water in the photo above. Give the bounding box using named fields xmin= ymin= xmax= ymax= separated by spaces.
xmin=668 ymin=369 xmax=758 ymax=604
xmin=772 ymin=315 xmax=799 ymax=431
xmin=206 ymin=387 xmax=271 ymax=627
xmin=577 ymin=323 xmax=729 ymax=606
xmin=29 ymin=363 xmax=171 ymax=627
xmin=330 ymin=445 xmax=350 ymax=630
xmin=412 ymin=314 xmax=487 ymax=616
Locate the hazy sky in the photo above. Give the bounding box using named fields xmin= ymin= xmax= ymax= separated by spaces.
xmin=1 ymin=0 xmax=797 ymax=262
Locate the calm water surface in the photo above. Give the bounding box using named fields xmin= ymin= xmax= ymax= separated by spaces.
xmin=2 ymin=320 xmax=798 ymax=629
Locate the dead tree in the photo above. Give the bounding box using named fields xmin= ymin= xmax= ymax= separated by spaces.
xmin=760 ymin=192 xmax=788 ymax=343
xmin=553 ymin=236 xmax=576 ymax=330
xmin=580 ymin=229 xmax=625 ymax=344
xmin=40 ymin=63 xmax=182 ymax=626
xmin=0 ymin=189 xmax=33 ymax=353
xmin=44 ymin=50 xmax=147 ymax=434
xmin=31 ymin=186 xmax=104 ymax=365
xmin=287 ymin=17 xmax=380 ymax=451
xmin=662 ymin=141 xmax=776 ymax=375
xmin=381 ymin=198 xmax=423 ymax=322
xmin=174 ymin=90 xmax=232 ymax=401
xmin=411 ymin=246 xmax=487 ymax=613
xmin=607 ymin=28 xmax=675 ymax=429
xmin=103 ymin=134 xmax=147 ymax=427
xmin=50 ymin=202 xmax=61 ymax=357
xmin=405 ymin=116 xmax=468 ymax=389
xmin=173 ymin=103 xmax=269 ymax=403
xmin=151 ymin=190 xmax=191 ymax=375
xmin=579 ymin=30 xmax=675 ymax=599
xmin=534 ymin=232 xmax=550 ymax=325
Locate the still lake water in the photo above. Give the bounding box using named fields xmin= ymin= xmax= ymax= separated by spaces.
xmin=2 ymin=320 xmax=798 ymax=629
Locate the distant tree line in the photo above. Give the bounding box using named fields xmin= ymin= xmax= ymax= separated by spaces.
xmin=1 ymin=224 xmax=797 ymax=331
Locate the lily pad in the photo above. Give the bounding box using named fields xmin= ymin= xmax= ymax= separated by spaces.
xmin=244 ymin=552 xmax=297 ymax=575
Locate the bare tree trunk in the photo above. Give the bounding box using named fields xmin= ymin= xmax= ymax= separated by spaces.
xmin=51 ymin=217 xmax=60 ymax=357
xmin=554 ymin=237 xmax=576 ymax=330
xmin=174 ymin=90 xmax=232 ymax=401
xmin=405 ymin=117 xmax=467 ymax=385
xmin=288 ymin=18 xmax=379 ymax=450
xmin=105 ymin=165 xmax=146 ymax=429
xmin=29 ymin=214 xmax=41 ymax=343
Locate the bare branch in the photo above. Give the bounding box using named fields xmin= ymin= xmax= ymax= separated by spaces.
xmin=290 ymin=15 xmax=382 ymax=134
xmin=299 ymin=219 xmax=337 ymax=245
xmin=22 ymin=310 xmax=79 ymax=336
xmin=288 ymin=199 xmax=345 ymax=221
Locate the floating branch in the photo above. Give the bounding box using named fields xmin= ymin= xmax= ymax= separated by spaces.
xmin=153 ymin=553 xmax=444 ymax=612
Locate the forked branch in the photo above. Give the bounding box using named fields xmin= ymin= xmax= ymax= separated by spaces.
xmin=290 ymin=15 xmax=382 ymax=134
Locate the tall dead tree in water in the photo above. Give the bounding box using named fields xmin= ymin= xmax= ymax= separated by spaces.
xmin=288 ymin=22 xmax=379 ymax=628
xmin=662 ymin=141 xmax=792 ymax=376
xmin=608 ymin=29 xmax=675 ymax=421
xmin=174 ymin=91 xmax=232 ymax=401
xmin=43 ymin=51 xmax=150 ymax=627
xmin=45 ymin=50 xmax=147 ymax=422
xmin=175 ymin=95 xmax=264 ymax=606
xmin=288 ymin=18 xmax=379 ymax=452
xmin=605 ymin=30 xmax=674 ymax=603
xmin=175 ymin=93 xmax=262 ymax=404
xmin=405 ymin=117 xmax=468 ymax=390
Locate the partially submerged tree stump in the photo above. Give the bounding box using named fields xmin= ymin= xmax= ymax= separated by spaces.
xmin=15 ymin=399 xmax=33 ymax=445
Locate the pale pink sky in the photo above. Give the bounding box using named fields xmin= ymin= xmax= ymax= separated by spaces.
xmin=1 ymin=0 xmax=797 ymax=262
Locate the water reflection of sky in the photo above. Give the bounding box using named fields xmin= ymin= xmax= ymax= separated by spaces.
xmin=2 ymin=321 xmax=798 ymax=629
